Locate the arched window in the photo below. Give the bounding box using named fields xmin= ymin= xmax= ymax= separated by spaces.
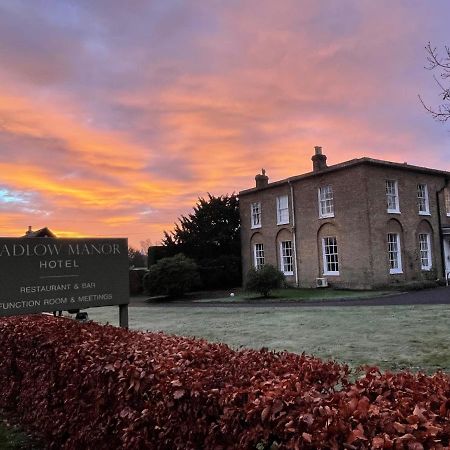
xmin=276 ymin=229 xmax=294 ymax=275
xmin=317 ymin=223 xmax=339 ymax=276
xmin=250 ymin=233 xmax=264 ymax=269
xmin=417 ymin=220 xmax=434 ymax=271
xmin=386 ymin=219 xmax=404 ymax=274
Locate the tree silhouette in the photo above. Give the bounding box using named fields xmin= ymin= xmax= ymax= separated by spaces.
xmin=162 ymin=193 xmax=240 ymax=260
xmin=419 ymin=42 xmax=450 ymax=122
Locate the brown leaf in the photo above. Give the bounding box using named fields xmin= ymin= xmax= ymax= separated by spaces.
xmin=261 ymin=406 xmax=271 ymax=422
xmin=272 ymin=399 xmax=283 ymax=415
xmin=406 ymin=415 xmax=419 ymax=424
xmin=173 ymin=389 xmax=185 ymax=399
xmin=393 ymin=422 xmax=406 ymax=433
xmin=356 ymin=396 xmax=370 ymax=417
xmin=407 ymin=443 xmax=424 ymax=450
xmin=372 ymin=436 xmax=384 ymax=448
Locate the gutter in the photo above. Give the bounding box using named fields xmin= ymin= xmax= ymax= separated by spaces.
xmin=288 ymin=180 xmax=299 ymax=286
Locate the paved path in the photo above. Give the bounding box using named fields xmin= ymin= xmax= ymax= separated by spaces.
xmin=130 ymin=286 xmax=450 ymax=308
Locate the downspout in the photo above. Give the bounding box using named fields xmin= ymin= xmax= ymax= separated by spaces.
xmin=289 ymin=180 xmax=299 ymax=286
xmin=436 ymin=179 xmax=448 ymax=279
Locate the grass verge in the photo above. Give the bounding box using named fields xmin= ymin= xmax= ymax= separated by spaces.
xmin=87 ymin=303 xmax=450 ymax=374
xmin=0 ymin=420 xmax=35 ymax=449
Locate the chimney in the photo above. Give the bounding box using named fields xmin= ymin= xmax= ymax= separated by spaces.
xmin=26 ymin=225 xmax=32 ymax=236
xmin=255 ymin=168 xmax=269 ymax=189
xmin=311 ymin=146 xmax=327 ymax=172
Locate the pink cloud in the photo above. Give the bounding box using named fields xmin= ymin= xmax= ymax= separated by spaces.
xmin=0 ymin=1 xmax=449 ymax=246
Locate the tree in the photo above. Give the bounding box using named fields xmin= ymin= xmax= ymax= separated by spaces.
xmin=163 ymin=193 xmax=240 ymax=259
xmin=144 ymin=254 xmax=201 ymax=298
xmin=161 ymin=193 xmax=241 ymax=288
xmin=245 ymin=265 xmax=285 ymax=298
xmin=140 ymin=238 xmax=153 ymax=254
xmin=128 ymin=247 xmax=146 ymax=267
xmin=419 ymin=42 xmax=450 ymax=122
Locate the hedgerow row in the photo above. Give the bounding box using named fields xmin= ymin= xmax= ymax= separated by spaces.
xmin=0 ymin=315 xmax=449 ymax=449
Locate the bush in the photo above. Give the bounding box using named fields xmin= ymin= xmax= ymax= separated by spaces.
xmin=144 ymin=253 xmax=201 ymax=298
xmin=1 ymin=315 xmax=450 ymax=450
xmin=129 ymin=268 xmax=149 ymax=295
xmin=245 ymin=265 xmax=285 ymax=297
xmin=198 ymin=255 xmax=242 ymax=289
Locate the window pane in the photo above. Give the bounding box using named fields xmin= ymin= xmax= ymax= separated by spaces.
xmin=251 ymin=202 xmax=261 ymax=227
xmin=386 ymin=180 xmax=398 ymax=211
xmin=280 ymin=240 xmax=293 ymax=274
xmin=419 ymin=233 xmax=431 ymax=270
xmin=319 ymin=185 xmax=334 ymax=217
xmin=323 ymin=236 xmax=339 ymax=274
xmin=388 ymin=233 xmax=401 ymax=272
xmin=417 ymin=184 xmax=429 ymax=213
xmin=277 ymin=196 xmax=289 ymax=224
xmin=254 ymin=243 xmax=265 ymax=269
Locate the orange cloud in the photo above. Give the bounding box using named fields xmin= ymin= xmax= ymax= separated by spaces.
xmin=0 ymin=1 xmax=449 ymax=248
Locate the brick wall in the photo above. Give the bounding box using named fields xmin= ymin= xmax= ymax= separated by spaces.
xmin=240 ymin=160 xmax=448 ymax=289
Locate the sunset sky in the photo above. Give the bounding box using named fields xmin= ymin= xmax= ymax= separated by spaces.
xmin=1 ymin=1 xmax=449 ymax=248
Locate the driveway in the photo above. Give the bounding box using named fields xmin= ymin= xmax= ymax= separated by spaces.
xmin=129 ymin=286 xmax=450 ymax=308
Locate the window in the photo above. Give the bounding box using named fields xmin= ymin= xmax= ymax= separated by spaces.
xmin=322 ymin=236 xmax=339 ymax=275
xmin=419 ymin=233 xmax=432 ymax=270
xmin=386 ymin=180 xmax=400 ymax=213
xmin=387 ymin=233 xmax=402 ymax=274
xmin=251 ymin=202 xmax=261 ymax=228
xmin=276 ymin=195 xmax=289 ymax=224
xmin=254 ymin=243 xmax=265 ymax=269
xmin=280 ymin=240 xmax=293 ymax=275
xmin=445 ymin=188 xmax=450 ymax=217
xmin=417 ymin=184 xmax=430 ymax=215
xmin=318 ymin=185 xmax=334 ymax=218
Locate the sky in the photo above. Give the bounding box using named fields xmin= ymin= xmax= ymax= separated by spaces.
xmin=0 ymin=0 xmax=449 ymax=249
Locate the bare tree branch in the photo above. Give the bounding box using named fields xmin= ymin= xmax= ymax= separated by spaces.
xmin=421 ymin=42 xmax=450 ymax=122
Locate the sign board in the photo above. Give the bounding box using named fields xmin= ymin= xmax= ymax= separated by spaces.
xmin=0 ymin=238 xmax=129 ymax=317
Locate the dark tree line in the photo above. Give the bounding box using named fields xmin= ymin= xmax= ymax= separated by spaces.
xmin=156 ymin=193 xmax=241 ymax=289
xmin=162 ymin=193 xmax=240 ymax=259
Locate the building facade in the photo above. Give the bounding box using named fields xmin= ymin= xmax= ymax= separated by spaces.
xmin=239 ymin=147 xmax=450 ymax=289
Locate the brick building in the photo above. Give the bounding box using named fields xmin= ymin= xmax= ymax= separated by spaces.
xmin=239 ymin=147 xmax=450 ymax=289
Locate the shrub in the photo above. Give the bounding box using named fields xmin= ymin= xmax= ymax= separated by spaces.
xmin=198 ymin=255 xmax=242 ymax=289
xmin=1 ymin=315 xmax=450 ymax=450
xmin=245 ymin=265 xmax=285 ymax=297
xmin=144 ymin=253 xmax=201 ymax=298
xmin=129 ymin=268 xmax=149 ymax=295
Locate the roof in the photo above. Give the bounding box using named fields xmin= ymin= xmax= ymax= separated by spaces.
xmin=239 ymin=157 xmax=450 ymax=195
xmin=23 ymin=227 xmax=57 ymax=238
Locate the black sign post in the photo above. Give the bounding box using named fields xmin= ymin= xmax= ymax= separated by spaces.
xmin=0 ymin=237 xmax=129 ymax=328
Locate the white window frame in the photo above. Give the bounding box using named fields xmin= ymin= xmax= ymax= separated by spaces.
xmin=318 ymin=185 xmax=334 ymax=218
xmin=388 ymin=233 xmax=403 ymax=274
xmin=419 ymin=233 xmax=432 ymax=271
xmin=322 ymin=236 xmax=339 ymax=276
xmin=253 ymin=243 xmax=265 ymax=269
xmin=251 ymin=202 xmax=261 ymax=229
xmin=417 ymin=184 xmax=430 ymax=215
xmin=279 ymin=240 xmax=294 ymax=275
xmin=386 ymin=180 xmax=400 ymax=214
xmin=276 ymin=195 xmax=289 ymax=225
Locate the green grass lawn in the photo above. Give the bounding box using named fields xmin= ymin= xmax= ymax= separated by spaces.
xmin=0 ymin=421 xmax=33 ymax=449
xmin=86 ymin=303 xmax=450 ymax=374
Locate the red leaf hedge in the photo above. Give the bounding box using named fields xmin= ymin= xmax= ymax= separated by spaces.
xmin=0 ymin=315 xmax=449 ymax=449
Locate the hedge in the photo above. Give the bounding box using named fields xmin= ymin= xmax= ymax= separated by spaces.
xmin=0 ymin=315 xmax=449 ymax=449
